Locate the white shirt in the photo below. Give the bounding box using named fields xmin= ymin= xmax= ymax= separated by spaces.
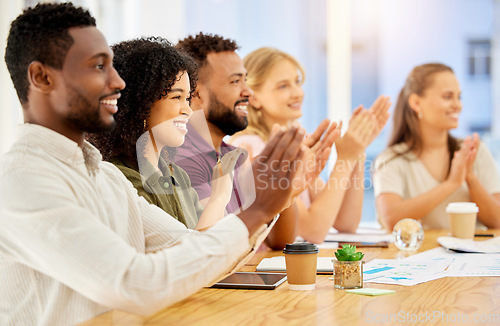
xmin=374 ymin=142 xmax=500 ymax=229
xmin=0 ymin=124 xmax=265 ymax=326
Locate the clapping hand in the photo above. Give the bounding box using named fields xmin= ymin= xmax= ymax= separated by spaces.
xmin=447 ymin=136 xmax=477 ymax=186
xmin=302 ymin=119 xmax=341 ymax=182
xmin=249 ymin=125 xmax=306 ymax=219
xmin=336 ymin=95 xmax=391 ymax=161
xmin=268 ymin=120 xmax=341 ymax=197
xmin=294 ymin=119 xmax=342 ymax=193
xmin=367 ymin=95 xmax=391 ymax=144
xmin=464 ymin=133 xmax=480 ymax=177
xmin=211 ymin=148 xmax=246 ymax=205
xmin=335 ymin=108 xmax=376 ymax=161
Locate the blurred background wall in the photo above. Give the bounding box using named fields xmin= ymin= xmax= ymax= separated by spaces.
xmin=1 ymin=0 xmax=499 ymax=225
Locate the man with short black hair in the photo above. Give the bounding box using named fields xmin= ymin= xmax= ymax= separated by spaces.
xmin=175 ymin=33 xmax=301 ymax=249
xmin=0 ymin=3 xmax=304 ymax=325
xmin=175 ymin=33 xmax=251 ymax=212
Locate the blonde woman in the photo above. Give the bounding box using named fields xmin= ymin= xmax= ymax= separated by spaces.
xmin=230 ymin=47 xmax=390 ymax=243
xmin=374 ymin=63 xmax=500 ymax=230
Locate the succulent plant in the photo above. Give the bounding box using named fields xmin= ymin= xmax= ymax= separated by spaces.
xmin=335 ymin=244 xmax=364 ymax=261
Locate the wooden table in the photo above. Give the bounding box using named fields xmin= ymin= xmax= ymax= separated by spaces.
xmin=81 ymin=230 xmax=500 ymax=326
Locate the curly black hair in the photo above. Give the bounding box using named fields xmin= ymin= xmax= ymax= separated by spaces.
xmin=87 ymin=37 xmax=198 ymax=166
xmin=176 ymin=32 xmax=239 ymax=81
xmin=4 ymin=2 xmax=96 ymax=105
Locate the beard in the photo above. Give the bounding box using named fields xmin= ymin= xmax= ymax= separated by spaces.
xmin=206 ymin=92 xmax=248 ymax=136
xmin=65 ymin=86 xmax=117 ymax=133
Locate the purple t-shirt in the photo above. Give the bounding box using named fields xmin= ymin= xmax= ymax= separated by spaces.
xmin=174 ymin=124 xmax=245 ymax=214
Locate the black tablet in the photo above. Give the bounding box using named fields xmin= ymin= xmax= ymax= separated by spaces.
xmin=211 ymin=272 xmax=287 ymax=290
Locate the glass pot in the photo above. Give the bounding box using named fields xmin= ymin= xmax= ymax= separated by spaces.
xmin=333 ymin=260 xmax=364 ymax=289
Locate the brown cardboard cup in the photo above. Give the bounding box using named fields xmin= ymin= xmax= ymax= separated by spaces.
xmin=283 ymin=243 xmax=319 ymax=290
xmin=446 ymin=202 xmax=479 ymax=239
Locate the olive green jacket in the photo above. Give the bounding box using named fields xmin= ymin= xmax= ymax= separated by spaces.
xmin=110 ymin=157 xmax=204 ymax=229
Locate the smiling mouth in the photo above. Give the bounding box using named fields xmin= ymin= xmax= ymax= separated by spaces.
xmin=173 ymin=121 xmax=188 ymax=133
xmin=288 ymin=102 xmax=302 ymax=110
xmin=100 ymin=99 xmax=118 ymax=106
xmin=235 ymin=102 xmax=248 ymax=115
xmin=100 ymin=98 xmax=118 ymax=114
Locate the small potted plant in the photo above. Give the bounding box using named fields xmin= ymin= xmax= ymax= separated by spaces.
xmin=333 ymin=244 xmax=364 ymax=289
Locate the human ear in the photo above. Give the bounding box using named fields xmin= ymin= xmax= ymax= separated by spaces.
xmin=408 ymin=93 xmax=421 ymax=115
xmin=189 ymin=85 xmax=206 ymax=111
xmin=27 ymin=61 xmax=54 ymax=94
xmin=249 ymin=93 xmax=262 ymax=110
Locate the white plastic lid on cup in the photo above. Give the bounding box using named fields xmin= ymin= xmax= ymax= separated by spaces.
xmin=446 ymin=202 xmax=479 ymax=214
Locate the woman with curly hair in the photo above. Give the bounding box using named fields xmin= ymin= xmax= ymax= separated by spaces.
xmin=374 ymin=63 xmax=500 ymax=230
xmin=88 ymin=37 xmax=241 ymax=230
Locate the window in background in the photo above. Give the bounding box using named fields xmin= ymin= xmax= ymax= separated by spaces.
xmin=468 ymin=39 xmax=491 ymax=78
xmin=464 ymin=39 xmax=492 ymax=136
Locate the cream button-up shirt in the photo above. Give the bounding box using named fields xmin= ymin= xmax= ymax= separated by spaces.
xmin=374 ymin=142 xmax=500 ymax=229
xmin=0 ymin=124 xmax=272 ymax=326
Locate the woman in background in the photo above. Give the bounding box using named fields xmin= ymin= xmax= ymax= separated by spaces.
xmin=374 ymin=63 xmax=500 ymax=230
xmin=230 ymin=47 xmax=390 ymax=243
xmin=88 ymin=37 xmax=241 ymax=230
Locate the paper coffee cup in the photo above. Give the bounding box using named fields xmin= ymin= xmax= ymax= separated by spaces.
xmin=446 ymin=202 xmax=479 ymax=239
xmin=283 ymin=243 xmax=319 ymax=291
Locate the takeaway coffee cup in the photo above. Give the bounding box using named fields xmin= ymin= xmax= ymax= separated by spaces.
xmin=283 ymin=243 xmax=319 ymax=290
xmin=446 ymin=202 xmax=479 ymax=239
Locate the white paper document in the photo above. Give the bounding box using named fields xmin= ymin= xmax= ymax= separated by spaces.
xmin=363 ymin=258 xmax=452 ymax=286
xmin=364 ymin=247 xmax=500 ymax=286
xmin=437 ymin=236 xmax=500 ymax=253
xmin=323 ymin=227 xmax=394 ymax=243
xmin=317 ymin=242 xmax=339 ymax=249
xmin=405 ymin=247 xmax=500 ymax=277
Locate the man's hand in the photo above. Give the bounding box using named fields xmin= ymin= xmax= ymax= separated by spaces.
xmin=237 ymin=126 xmax=305 ymax=235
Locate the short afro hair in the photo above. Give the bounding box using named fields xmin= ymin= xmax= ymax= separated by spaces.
xmin=87 ymin=37 xmax=198 ymax=166
xmin=176 ymin=32 xmax=238 ymax=80
xmin=4 ymin=2 xmax=96 ymax=105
